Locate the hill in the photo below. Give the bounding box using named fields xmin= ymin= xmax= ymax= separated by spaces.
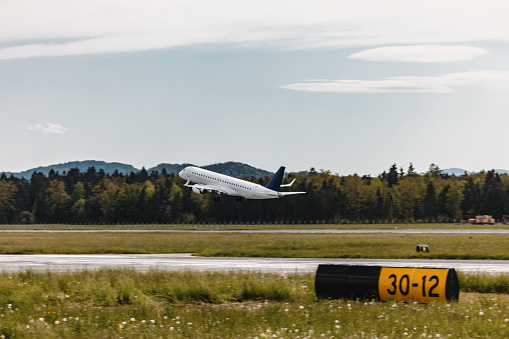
xmin=5 ymin=162 xmax=509 ymax=179
xmin=148 ymin=163 xmax=195 ymax=175
xmin=4 ymin=161 xmax=139 ymax=178
xmin=3 ymin=161 xmax=274 ymax=179
xmin=441 ymin=168 xmax=509 ymax=176
xmin=151 ymin=162 xmax=272 ymax=178
xmin=441 ymin=168 xmax=471 ymax=176
xmin=202 ymin=162 xmax=272 ymax=178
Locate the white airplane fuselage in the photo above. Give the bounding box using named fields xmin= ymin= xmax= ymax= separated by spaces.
xmin=178 ymin=166 xmax=303 ymax=200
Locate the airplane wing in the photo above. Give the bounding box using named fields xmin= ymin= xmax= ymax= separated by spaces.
xmin=184 ymin=182 xmax=237 ymax=195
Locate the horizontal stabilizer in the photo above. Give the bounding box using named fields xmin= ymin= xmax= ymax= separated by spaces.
xmin=280 ymin=178 xmax=296 ymax=188
xmin=279 ymin=191 xmax=306 ymax=196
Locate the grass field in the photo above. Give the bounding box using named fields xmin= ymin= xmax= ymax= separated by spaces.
xmin=0 ymin=269 xmax=505 ymax=338
xmin=0 ymin=231 xmax=507 ymax=259
xmin=0 ymin=224 xmax=508 ymax=337
xmin=1 ymin=222 xmax=509 ymax=230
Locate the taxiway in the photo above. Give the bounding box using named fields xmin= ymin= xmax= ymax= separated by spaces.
xmin=0 ymin=253 xmax=506 ymax=274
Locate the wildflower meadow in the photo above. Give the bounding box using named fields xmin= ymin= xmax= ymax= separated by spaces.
xmin=0 ymin=269 xmax=506 ymax=337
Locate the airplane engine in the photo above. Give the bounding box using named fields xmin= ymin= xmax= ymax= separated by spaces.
xmin=192 ymin=187 xmax=205 ymax=194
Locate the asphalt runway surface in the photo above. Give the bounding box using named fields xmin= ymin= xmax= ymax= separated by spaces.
xmin=0 ymin=228 xmax=507 ymax=274
xmin=0 ymin=253 xmax=507 ymax=274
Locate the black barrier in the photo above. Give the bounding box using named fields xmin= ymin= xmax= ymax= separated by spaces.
xmin=315 ymin=265 xmax=459 ymax=302
xmin=315 ymin=265 xmax=381 ymax=300
xmin=416 ymin=244 xmax=429 ymax=252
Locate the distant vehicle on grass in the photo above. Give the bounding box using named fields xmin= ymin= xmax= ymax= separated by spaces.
xmin=502 ymin=215 xmax=509 ymax=225
xmin=468 ymin=215 xmax=496 ymax=225
xmin=179 ymin=166 xmax=305 ymax=202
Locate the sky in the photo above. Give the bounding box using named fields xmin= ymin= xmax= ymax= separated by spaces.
xmin=2 ymin=1 xmax=509 ymax=176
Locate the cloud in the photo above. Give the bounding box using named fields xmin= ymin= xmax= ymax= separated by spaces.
xmin=28 ymin=123 xmax=69 ymax=134
xmin=1 ymin=1 xmax=509 ymax=60
xmin=349 ymin=45 xmax=489 ymax=63
xmin=281 ymin=71 xmax=509 ymax=93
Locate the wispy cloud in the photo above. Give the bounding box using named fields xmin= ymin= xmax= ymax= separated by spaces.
xmin=349 ymin=45 xmax=489 ymax=63
xmin=0 ymin=1 xmax=509 ymax=60
xmin=28 ymin=123 xmax=69 ymax=134
xmin=282 ymin=71 xmax=509 ymax=93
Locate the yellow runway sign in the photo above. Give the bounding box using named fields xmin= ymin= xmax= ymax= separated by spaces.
xmin=378 ymin=267 xmax=449 ymax=302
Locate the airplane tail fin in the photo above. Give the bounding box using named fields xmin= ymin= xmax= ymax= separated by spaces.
xmin=263 ymin=166 xmax=285 ymax=191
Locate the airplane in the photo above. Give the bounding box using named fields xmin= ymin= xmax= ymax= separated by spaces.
xmin=178 ymin=166 xmax=305 ymax=201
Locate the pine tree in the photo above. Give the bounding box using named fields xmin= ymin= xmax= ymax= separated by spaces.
xmin=481 ymin=170 xmax=505 ymax=219
xmin=387 ymin=164 xmax=399 ymax=188
xmin=423 ymin=181 xmax=438 ymax=221
xmin=407 ymin=163 xmax=415 ymax=175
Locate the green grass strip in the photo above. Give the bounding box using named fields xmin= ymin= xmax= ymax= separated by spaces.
xmin=0 ymin=270 xmax=505 ymax=338
xmin=0 ymin=232 xmax=507 ymax=259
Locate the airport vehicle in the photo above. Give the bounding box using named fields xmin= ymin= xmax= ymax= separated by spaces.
xmin=468 ymin=215 xmax=496 ymax=225
xmin=178 ymin=166 xmax=305 ymax=201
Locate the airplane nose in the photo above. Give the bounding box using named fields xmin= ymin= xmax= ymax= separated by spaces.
xmin=178 ymin=168 xmax=186 ymax=179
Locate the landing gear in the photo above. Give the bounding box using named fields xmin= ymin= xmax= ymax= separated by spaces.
xmin=235 ymin=196 xmax=245 ymax=202
xmin=213 ymin=196 xmax=221 ymax=202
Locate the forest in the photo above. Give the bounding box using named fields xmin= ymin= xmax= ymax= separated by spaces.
xmin=0 ymin=163 xmax=507 ymax=224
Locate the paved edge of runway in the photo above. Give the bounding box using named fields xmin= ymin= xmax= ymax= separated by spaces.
xmin=0 ymin=253 xmax=507 ymax=274
xmin=0 ymin=229 xmax=508 ymax=234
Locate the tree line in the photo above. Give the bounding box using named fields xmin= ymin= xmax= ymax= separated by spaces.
xmin=0 ymin=164 xmax=507 ymax=224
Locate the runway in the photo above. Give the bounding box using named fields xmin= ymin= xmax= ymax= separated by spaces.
xmin=0 ymin=253 xmax=507 ymax=274
xmin=0 ymin=228 xmax=506 ymax=274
